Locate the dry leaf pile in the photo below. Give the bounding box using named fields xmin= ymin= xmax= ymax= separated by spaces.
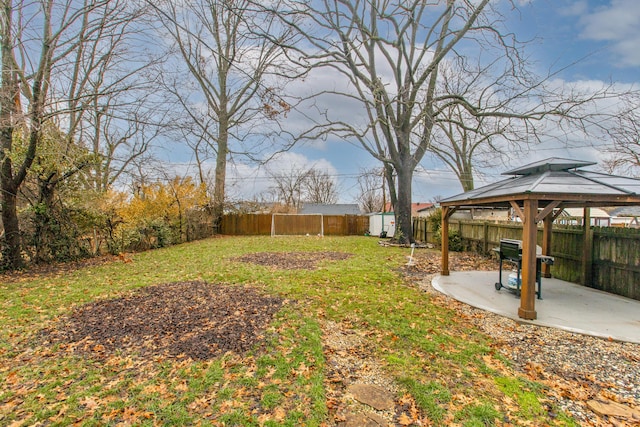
xmin=43 ymin=281 xmax=284 ymax=360
xmin=235 ymin=251 xmax=352 ymax=270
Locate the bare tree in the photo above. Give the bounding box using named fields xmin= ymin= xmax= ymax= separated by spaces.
xmin=427 ymin=58 xmax=515 ymax=192
xmin=84 ymin=89 xmax=166 ymax=193
xmin=148 ymin=0 xmax=301 ymax=230
xmin=267 ymin=0 xmax=619 ymax=244
xmin=268 ymin=166 xmax=339 ymax=207
xmin=268 ymin=166 xmax=309 ymax=209
xmin=602 ymin=93 xmax=640 ymax=177
xmin=0 ymin=0 xmax=161 ymax=268
xmin=54 ymin=0 xmax=154 ymax=192
xmin=356 ymin=167 xmax=384 ymax=213
xmin=303 ymin=168 xmax=338 ymax=204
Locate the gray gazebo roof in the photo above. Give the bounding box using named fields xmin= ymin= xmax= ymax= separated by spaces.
xmin=441 ymin=157 xmax=640 ymax=209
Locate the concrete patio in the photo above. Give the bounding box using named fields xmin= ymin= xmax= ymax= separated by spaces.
xmin=432 ymin=271 xmax=640 ymax=344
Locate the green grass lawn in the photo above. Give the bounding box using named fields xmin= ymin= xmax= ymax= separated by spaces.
xmin=0 ymin=236 xmax=577 ymax=426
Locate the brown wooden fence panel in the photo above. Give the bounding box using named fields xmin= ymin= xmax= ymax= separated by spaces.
xmin=272 ymin=214 xmax=324 ymax=235
xmin=412 ymin=217 xmax=429 ymax=243
xmin=323 ymin=215 xmax=344 ymax=236
xmin=592 ymin=228 xmax=640 ymax=299
xmin=346 ymin=215 xmax=369 ymax=235
xmin=549 ymin=228 xmax=583 ymax=284
xmin=220 ymin=213 xmax=272 ymax=235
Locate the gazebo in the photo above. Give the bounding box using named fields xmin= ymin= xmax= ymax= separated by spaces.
xmin=439 ymin=158 xmax=640 ymax=320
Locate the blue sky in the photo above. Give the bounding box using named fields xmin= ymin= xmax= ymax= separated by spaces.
xmin=164 ymin=1 xmax=640 ymax=205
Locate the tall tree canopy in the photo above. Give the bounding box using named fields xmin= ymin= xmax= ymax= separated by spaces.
xmin=266 ymin=0 xmax=617 ymax=243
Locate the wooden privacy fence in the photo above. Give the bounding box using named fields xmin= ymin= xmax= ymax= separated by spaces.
xmin=220 ymin=213 xmax=369 ymax=236
xmin=221 ymin=214 xmax=273 ymax=235
xmin=413 ymin=217 xmax=640 ymax=301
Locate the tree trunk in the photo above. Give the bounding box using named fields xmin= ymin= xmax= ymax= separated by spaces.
xmin=0 ymin=186 xmax=24 ymax=270
xmin=0 ymin=2 xmax=23 ymax=270
xmin=33 ymin=178 xmax=56 ymax=264
xmin=212 ymin=120 xmax=228 ymax=233
xmin=460 ymin=162 xmax=474 ymax=192
xmin=384 ymin=163 xmax=397 ymax=211
xmin=394 ymin=165 xmax=414 ymax=244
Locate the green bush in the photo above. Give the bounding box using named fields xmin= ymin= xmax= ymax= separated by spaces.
xmin=448 ymin=229 xmax=463 ymax=252
xmin=428 ymin=208 xmax=463 ymax=251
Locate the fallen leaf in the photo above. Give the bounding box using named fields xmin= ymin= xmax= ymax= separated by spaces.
xmin=398 ymin=412 xmax=413 ymax=426
xmin=79 ymin=396 xmax=99 ymax=411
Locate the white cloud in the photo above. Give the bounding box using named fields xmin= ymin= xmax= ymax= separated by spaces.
xmin=265 ymin=152 xmax=338 ymax=176
xmin=558 ymin=0 xmax=589 ymax=17
xmin=578 ymin=0 xmax=640 ymax=67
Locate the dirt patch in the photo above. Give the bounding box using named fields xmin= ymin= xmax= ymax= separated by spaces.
xmin=43 ymin=281 xmax=284 ymax=360
xmin=236 ymin=251 xmax=353 ymax=270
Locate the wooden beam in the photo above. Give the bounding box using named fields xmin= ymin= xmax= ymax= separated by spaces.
xmin=581 ymin=207 xmax=593 ymax=286
xmin=518 ymin=199 xmax=538 ymax=320
xmin=509 ymin=201 xmax=525 ymax=222
xmin=443 ymin=206 xmax=458 ymax=220
xmin=536 ymin=200 xmax=562 ymax=223
xmin=441 ymin=206 xmax=450 ymax=276
xmin=551 ymin=207 xmax=565 ymax=221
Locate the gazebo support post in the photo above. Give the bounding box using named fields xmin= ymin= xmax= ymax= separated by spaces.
xmin=441 ymin=206 xmax=450 ymax=276
xmin=518 ymin=199 xmax=538 ymax=320
xmin=582 ymin=207 xmax=593 ymax=286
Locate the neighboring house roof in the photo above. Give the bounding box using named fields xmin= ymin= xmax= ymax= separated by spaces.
xmin=384 ymin=202 xmax=434 ymax=216
xmin=298 ymin=203 xmax=362 ymax=215
xmin=560 ymin=207 xmax=610 ymax=218
xmin=415 ymin=203 xmax=436 ymax=213
xmin=606 ymin=206 xmax=640 ymax=217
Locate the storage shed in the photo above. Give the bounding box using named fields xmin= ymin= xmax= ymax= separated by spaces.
xmin=368 ymin=212 xmax=396 ymax=237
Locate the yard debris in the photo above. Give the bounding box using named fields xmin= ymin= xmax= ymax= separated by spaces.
xmin=587 ymin=399 xmax=640 ymax=420
xmin=377 ymin=241 xmax=429 ymax=248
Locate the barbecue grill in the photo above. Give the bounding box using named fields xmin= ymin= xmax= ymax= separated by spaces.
xmin=494 ymin=239 xmax=552 ymax=299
